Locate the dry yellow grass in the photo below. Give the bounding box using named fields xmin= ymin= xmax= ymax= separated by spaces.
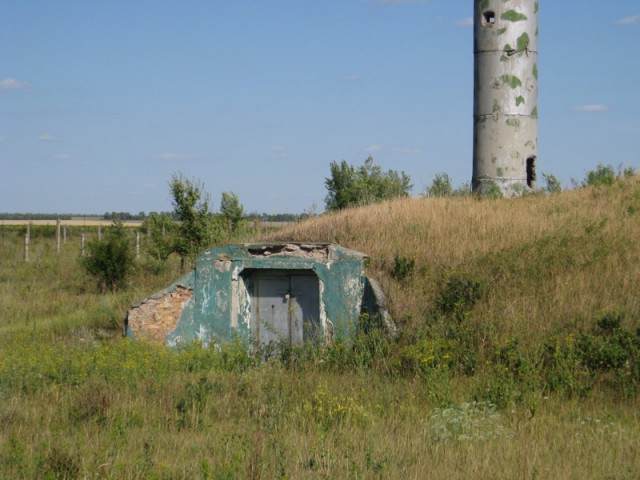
xmin=263 ymin=177 xmax=640 ymax=345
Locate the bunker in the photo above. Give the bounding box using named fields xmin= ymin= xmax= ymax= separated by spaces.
xmin=125 ymin=243 xmax=390 ymax=347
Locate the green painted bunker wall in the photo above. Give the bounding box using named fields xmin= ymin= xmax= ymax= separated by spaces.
xmin=165 ymin=244 xmax=368 ymax=347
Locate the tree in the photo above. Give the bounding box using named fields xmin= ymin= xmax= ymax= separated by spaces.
xmin=220 ymin=191 xmax=245 ymax=232
xmin=324 ymin=156 xmax=412 ymax=211
xmin=542 ymin=172 xmax=562 ymax=194
xmin=141 ymin=212 xmax=176 ymax=261
xmin=81 ymin=218 xmax=135 ymax=292
xmin=170 ymin=173 xmax=212 ymax=270
xmin=424 ymin=172 xmax=453 ymax=197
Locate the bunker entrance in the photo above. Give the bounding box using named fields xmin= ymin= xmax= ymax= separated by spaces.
xmin=247 ymin=270 xmax=320 ymax=346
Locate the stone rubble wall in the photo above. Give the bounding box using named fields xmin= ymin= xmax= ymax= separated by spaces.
xmin=126 ymin=285 xmax=192 ymax=344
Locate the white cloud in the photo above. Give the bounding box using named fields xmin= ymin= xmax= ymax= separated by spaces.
xmin=365 ymin=144 xmax=384 ymax=153
xmin=457 ymin=17 xmax=474 ymax=27
xmin=389 ymin=147 xmax=422 ymax=154
xmin=365 ymin=144 xmax=421 ymax=155
xmin=269 ymin=145 xmax=288 ymax=159
xmin=571 ymin=104 xmax=610 ymax=112
xmin=38 ymin=134 xmax=58 ymax=141
xmin=158 ymin=152 xmax=194 ymax=162
xmin=0 ymin=78 xmax=28 ymax=91
xmin=617 ymin=14 xmax=640 ymax=25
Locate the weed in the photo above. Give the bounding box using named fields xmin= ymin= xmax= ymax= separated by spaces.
xmin=43 ymin=446 xmax=80 ymax=480
xmin=391 ymin=254 xmax=416 ymax=281
xmin=435 ymin=274 xmax=484 ymax=319
xmin=428 ymin=401 xmax=511 ymax=443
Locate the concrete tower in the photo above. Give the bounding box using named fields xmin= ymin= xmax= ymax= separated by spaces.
xmin=473 ymin=0 xmax=538 ymax=196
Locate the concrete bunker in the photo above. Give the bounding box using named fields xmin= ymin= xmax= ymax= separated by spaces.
xmin=125 ymin=243 xmax=390 ymax=347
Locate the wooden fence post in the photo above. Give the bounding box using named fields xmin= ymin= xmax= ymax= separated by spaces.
xmin=25 ymin=228 xmax=30 ymax=263
xmin=56 ymin=219 xmax=61 ymax=254
xmin=81 ymin=233 xmax=86 ymax=257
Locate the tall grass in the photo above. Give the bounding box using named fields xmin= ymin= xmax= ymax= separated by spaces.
xmin=1 ymin=181 xmax=639 ymax=478
xmin=266 ymin=177 xmax=640 ymax=345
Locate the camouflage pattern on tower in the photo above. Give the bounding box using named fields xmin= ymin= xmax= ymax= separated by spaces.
xmin=473 ymin=0 xmax=538 ymax=196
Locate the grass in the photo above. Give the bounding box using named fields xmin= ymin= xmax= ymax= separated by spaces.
xmin=1 ymin=179 xmax=640 ymax=478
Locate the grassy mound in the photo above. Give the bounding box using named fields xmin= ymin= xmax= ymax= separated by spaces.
xmin=1 ymin=179 xmax=639 ymax=478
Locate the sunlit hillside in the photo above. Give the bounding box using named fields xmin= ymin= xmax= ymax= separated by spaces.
xmin=266 ymin=176 xmax=640 ymax=348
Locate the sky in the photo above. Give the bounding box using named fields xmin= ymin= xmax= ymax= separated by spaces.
xmin=1 ymin=1 xmax=639 ymax=215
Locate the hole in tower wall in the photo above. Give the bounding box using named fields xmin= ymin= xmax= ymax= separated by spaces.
xmin=482 ymin=11 xmax=496 ymax=26
xmin=526 ymin=156 xmax=537 ymax=188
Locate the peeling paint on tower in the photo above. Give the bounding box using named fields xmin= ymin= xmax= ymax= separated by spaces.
xmin=473 ymin=0 xmax=538 ymax=196
xmin=125 ymin=243 xmax=391 ymax=348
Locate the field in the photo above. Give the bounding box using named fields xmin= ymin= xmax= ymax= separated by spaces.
xmin=1 ymin=219 xmax=144 ymax=227
xmin=1 ymin=179 xmax=639 ymax=478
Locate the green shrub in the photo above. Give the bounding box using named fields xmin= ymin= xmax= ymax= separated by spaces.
xmin=391 ymin=254 xmax=416 ymax=281
xmin=541 ymin=313 xmax=640 ymax=397
xmin=81 ymin=219 xmax=135 ymax=292
xmin=436 ymin=275 xmax=484 ymax=319
xmin=324 ymin=156 xmax=412 ymax=211
xmin=542 ymin=172 xmax=562 ymax=194
xmin=424 ymin=173 xmax=453 ymax=198
xmin=584 ymin=163 xmax=616 ymax=187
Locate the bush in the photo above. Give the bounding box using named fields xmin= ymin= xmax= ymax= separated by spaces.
xmin=391 ymin=254 xmax=416 ymax=281
xmin=81 ymin=219 xmax=135 ymax=292
xmin=436 ymin=275 xmax=484 ymax=318
xmin=542 ymin=172 xmax=562 ymax=194
xmin=541 ymin=313 xmax=640 ymax=397
xmin=141 ymin=212 xmax=176 ymax=261
xmin=424 ymin=173 xmax=453 ymax=198
xmin=584 ymin=164 xmax=616 ymax=187
xmin=324 ymin=156 xmax=412 ymax=211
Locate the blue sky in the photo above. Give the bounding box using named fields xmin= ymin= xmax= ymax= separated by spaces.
xmin=1 ymin=1 xmax=639 ymax=215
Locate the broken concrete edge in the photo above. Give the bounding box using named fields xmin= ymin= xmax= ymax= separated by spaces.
xmin=361 ymin=276 xmax=396 ymax=336
xmin=124 ymin=271 xmax=195 ymax=339
xmin=240 ymin=242 xmax=368 ymax=263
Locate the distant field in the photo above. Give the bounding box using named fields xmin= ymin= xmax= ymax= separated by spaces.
xmin=0 ymin=219 xmax=291 ymax=228
xmin=1 ymin=219 xmax=144 ymax=227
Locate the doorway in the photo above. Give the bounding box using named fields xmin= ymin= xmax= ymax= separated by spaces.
xmin=248 ymin=270 xmax=320 ymax=346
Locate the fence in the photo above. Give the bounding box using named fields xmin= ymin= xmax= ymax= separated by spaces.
xmin=1 ymin=219 xmax=291 ymax=263
xmin=0 ymin=220 xmax=145 ymax=263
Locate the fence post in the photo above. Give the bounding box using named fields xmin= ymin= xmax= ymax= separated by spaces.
xmin=25 ymin=227 xmax=30 ymax=263
xmin=81 ymin=233 xmax=86 ymax=257
xmin=56 ymin=219 xmax=61 ymax=254
xmin=98 ymin=226 xmax=102 ymax=242
xmin=136 ymin=232 xmax=140 ymax=259
xmin=63 ymin=226 xmax=67 ymax=245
